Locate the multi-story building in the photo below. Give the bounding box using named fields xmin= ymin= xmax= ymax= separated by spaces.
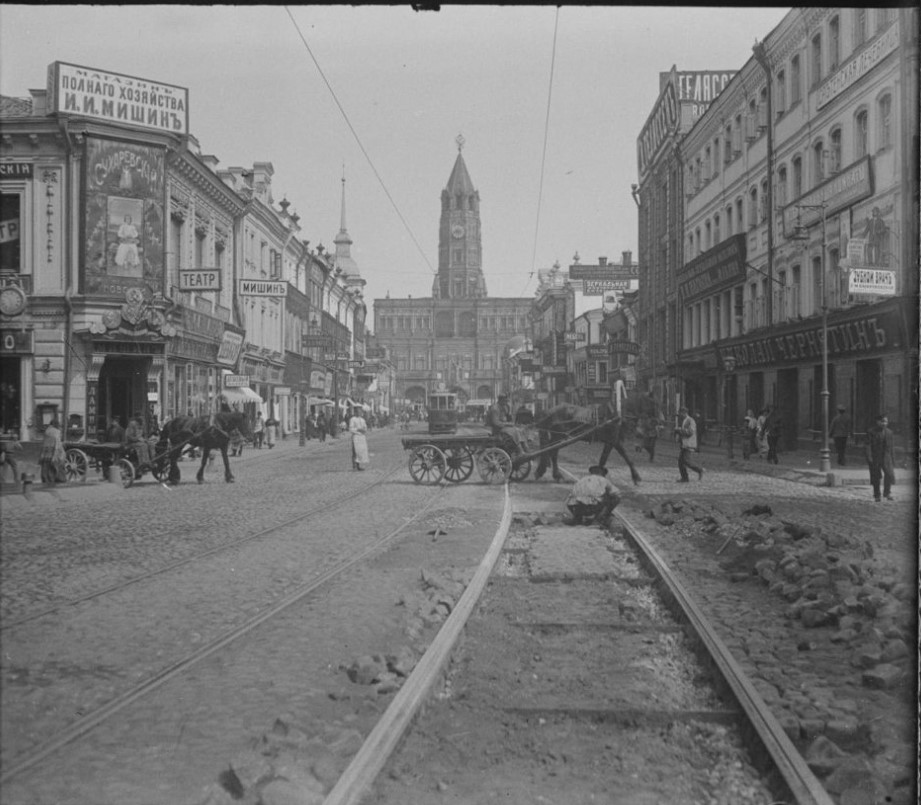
xmin=373 ymin=138 xmax=531 ymax=410
xmin=0 ymin=61 xmax=370 ymax=444
xmin=677 ymin=7 xmax=917 ymax=448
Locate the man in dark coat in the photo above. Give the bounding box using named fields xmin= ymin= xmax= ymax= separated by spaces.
xmin=828 ymin=405 xmax=851 ymax=466
xmin=866 ymin=414 xmax=895 ymax=501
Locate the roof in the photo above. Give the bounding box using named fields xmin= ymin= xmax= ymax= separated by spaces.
xmin=445 ymin=151 xmax=475 ymax=196
xmin=0 ymin=96 xmax=33 ymax=117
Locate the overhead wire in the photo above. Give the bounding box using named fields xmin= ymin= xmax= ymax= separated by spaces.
xmin=520 ymin=5 xmax=561 ymax=300
xmin=282 ymin=6 xmax=436 ymax=276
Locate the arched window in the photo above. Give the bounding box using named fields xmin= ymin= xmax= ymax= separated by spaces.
xmin=813 ymin=140 xmax=825 ymax=184
xmin=749 ymin=186 xmax=758 ymax=229
xmin=713 ymin=213 xmax=721 ymax=244
xmin=790 ymin=54 xmax=802 ymax=105
xmin=777 ymin=164 xmax=788 ymax=206
xmin=878 ymin=94 xmax=892 ymax=149
xmin=811 ymin=33 xmax=823 ymax=87
xmin=855 ymin=109 xmax=869 ymax=156
xmin=853 ymin=8 xmax=867 ymax=48
xmin=829 ymin=128 xmax=842 ymax=173
xmin=829 ymin=16 xmax=840 ymax=71
xmin=792 ymin=155 xmax=803 ymax=198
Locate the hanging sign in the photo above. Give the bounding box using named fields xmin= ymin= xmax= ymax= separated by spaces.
xmin=179 ymin=269 xmax=222 ymax=291
xmin=238 ymin=280 xmax=286 ymax=297
xmin=848 ymin=268 xmax=896 ymax=296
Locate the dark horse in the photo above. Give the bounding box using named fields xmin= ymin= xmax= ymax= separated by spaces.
xmin=533 ymin=383 xmax=658 ymax=485
xmin=156 ymin=411 xmax=251 ymax=485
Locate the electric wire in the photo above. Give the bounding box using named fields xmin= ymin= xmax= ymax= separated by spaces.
xmin=282 ymin=6 xmax=436 ymax=276
xmin=521 ymin=6 xmax=560 ymax=300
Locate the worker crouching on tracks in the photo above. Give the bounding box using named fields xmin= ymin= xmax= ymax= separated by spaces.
xmin=565 ymin=465 xmax=621 ymax=526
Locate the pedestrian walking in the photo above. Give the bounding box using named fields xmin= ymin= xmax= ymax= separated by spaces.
xmin=763 ymin=405 xmax=782 ymax=465
xmin=741 ymin=409 xmax=758 ymax=460
xmin=866 ymin=414 xmax=895 ymax=502
xmin=39 ymin=418 xmax=65 ymax=485
xmin=674 ymin=406 xmax=704 ymax=483
xmin=828 ymin=405 xmax=851 ymax=466
xmin=317 ymin=410 xmax=328 ymax=443
xmin=264 ymin=415 xmax=279 ymax=449
xmin=1 ymin=436 xmax=22 ymax=485
xmin=565 ymin=465 xmax=621 ymax=525
xmin=349 ymin=406 xmax=370 ymax=470
xmin=253 ymin=412 xmax=265 ymax=448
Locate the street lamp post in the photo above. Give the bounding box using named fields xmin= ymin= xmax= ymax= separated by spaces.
xmin=791 ymin=202 xmax=831 ymax=473
xmin=721 ymin=355 xmax=737 ymax=459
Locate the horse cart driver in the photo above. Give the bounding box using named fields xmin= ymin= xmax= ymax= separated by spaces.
xmin=486 ymin=394 xmax=529 ymax=455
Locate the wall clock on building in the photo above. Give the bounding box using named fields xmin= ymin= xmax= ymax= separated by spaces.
xmin=0 ymin=285 xmax=26 ymax=317
xmin=451 ymin=224 xmax=465 ymax=239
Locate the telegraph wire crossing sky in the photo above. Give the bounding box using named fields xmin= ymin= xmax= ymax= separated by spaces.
xmin=0 ymin=4 xmax=790 ymax=313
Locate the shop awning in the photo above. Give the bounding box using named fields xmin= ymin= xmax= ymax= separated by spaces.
xmin=308 ymin=397 xmax=335 ymax=407
xmin=219 ymin=387 xmax=264 ymax=406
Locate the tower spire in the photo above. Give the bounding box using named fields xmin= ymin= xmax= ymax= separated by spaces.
xmin=455 ymin=133 xmax=465 ymax=153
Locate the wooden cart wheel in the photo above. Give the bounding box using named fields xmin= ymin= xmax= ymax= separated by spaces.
xmin=407 ymin=445 xmax=446 ymax=484
xmin=113 ymin=458 xmax=135 ymax=489
xmin=477 ymin=447 xmax=512 ymax=484
xmin=64 ymin=448 xmax=89 ymax=483
xmin=443 ymin=445 xmax=475 ymax=483
xmin=510 ymin=458 xmax=532 ymax=482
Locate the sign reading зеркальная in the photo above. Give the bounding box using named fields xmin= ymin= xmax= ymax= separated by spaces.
xmin=47 ymin=62 xmax=189 ymax=135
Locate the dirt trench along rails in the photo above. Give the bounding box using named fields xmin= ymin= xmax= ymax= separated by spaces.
xmin=345 ymin=503 xmax=837 ymax=805
xmin=0 ymin=469 xmax=449 ymax=796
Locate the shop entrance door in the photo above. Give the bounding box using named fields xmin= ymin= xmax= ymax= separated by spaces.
xmin=98 ymin=357 xmax=150 ymax=436
xmin=0 ymin=356 xmax=22 ymax=433
xmin=777 ymin=368 xmax=799 ymax=451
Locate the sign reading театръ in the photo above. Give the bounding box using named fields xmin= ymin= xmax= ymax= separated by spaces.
xmin=238 ymin=280 xmax=287 ymax=297
xmin=179 ymin=269 xmax=221 ymax=292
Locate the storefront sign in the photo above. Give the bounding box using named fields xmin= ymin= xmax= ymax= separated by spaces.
xmin=239 ymin=279 xmax=286 ymax=297
xmin=782 ymin=157 xmax=873 ymax=236
xmin=168 ymin=336 xmax=216 ymax=363
xmin=716 ymin=307 xmax=904 ymax=369
xmin=569 ymin=265 xmax=639 ymax=282
xmin=178 ymin=269 xmax=222 ymax=292
xmin=83 ymin=137 xmax=166 ymax=297
xmin=677 ymin=233 xmax=747 ymax=303
xmin=583 ymin=279 xmax=632 ymax=296
xmin=816 ymin=22 xmax=899 ymax=110
xmin=224 ymin=374 xmax=250 ymax=388
xmin=608 ymin=340 xmax=640 ymax=355
xmin=638 ymin=71 xmax=679 ymax=177
xmin=848 ymin=268 xmax=896 ymax=296
xmin=216 ymin=330 xmax=244 ymax=367
xmin=564 ymin=331 xmax=586 ymax=343
xmin=47 ymin=61 xmax=189 ymax=135
xmin=0 ymin=163 xmax=33 ymax=180
xmin=586 ymin=345 xmax=608 ymax=360
xmin=0 ymin=330 xmax=33 ymax=353
xmin=180 ymin=308 xmax=225 ymax=341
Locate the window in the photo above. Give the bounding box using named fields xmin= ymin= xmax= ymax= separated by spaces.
xmin=855 ymin=109 xmax=869 ymax=156
xmin=829 ymin=16 xmax=840 ymax=71
xmin=792 ymin=155 xmax=803 ymax=198
xmin=735 ymin=198 xmax=744 ymax=234
xmin=705 ymin=220 xmax=712 ymax=250
xmin=695 ymin=227 xmax=702 ymax=253
xmin=777 ymin=165 xmax=788 ymax=207
xmin=749 ymin=187 xmax=758 ymax=228
xmin=813 ymin=141 xmax=825 ymax=184
xmin=194 ymin=230 xmax=205 ymax=268
xmin=760 ymin=179 xmax=768 ymax=222
xmin=713 ymin=214 xmax=721 ymax=244
xmin=791 ymin=264 xmax=801 ymax=318
xmin=829 ymin=129 xmax=842 ymax=173
xmin=704 ymin=147 xmax=711 ymax=182
xmin=811 ymin=34 xmax=822 ymax=86
xmin=724 ymin=124 xmax=733 ymax=164
xmin=791 ymin=55 xmax=802 ymax=104
xmin=775 ymin=69 xmax=786 ymax=115
xmin=0 ymin=193 xmax=22 ymax=272
xmin=733 ymin=113 xmax=743 ymax=153
xmin=878 ymin=94 xmax=892 ymax=149
xmin=812 ymin=256 xmax=823 ymax=313
xmin=170 ymin=216 xmax=183 ymax=271
xmin=712 ymin=137 xmax=720 ymax=177
xmin=854 ymin=8 xmax=866 ymax=48
xmin=876 ymin=8 xmax=891 ymax=32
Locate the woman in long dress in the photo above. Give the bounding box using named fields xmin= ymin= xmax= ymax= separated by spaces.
xmin=348 ymin=407 xmax=370 ymax=471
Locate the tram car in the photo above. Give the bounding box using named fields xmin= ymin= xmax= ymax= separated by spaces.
xmin=427 ymin=391 xmax=458 ymax=435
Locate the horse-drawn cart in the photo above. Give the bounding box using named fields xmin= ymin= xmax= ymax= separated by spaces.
xmin=63 ymin=441 xmax=169 ymax=488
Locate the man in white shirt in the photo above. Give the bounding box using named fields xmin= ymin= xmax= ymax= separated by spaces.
xmin=674 ymin=406 xmax=704 ymax=483
xmin=565 ymin=465 xmax=621 ymax=525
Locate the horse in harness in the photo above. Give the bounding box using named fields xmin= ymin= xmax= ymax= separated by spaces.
xmin=156 ymin=410 xmax=251 ymax=485
xmin=533 ymin=380 xmax=657 ymax=485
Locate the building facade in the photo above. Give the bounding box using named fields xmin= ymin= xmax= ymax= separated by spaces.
xmin=373 ymin=138 xmax=531 ymax=410
xmin=0 ymin=61 xmax=373 ymax=444
xmin=677 ymin=7 xmax=918 ymax=447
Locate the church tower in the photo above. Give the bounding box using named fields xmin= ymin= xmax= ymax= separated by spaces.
xmin=434 ymin=135 xmax=487 ymax=299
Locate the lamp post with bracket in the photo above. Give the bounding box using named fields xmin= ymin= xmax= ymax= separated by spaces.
xmin=789 ymin=201 xmax=831 ymax=474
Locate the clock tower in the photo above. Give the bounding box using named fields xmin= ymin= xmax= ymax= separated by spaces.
xmin=434 ymin=135 xmax=487 ymax=299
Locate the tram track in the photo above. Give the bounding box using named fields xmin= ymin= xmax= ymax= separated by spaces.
xmin=350 ymin=477 xmax=835 ymax=805
xmin=0 ymin=457 xmax=408 ymax=631
xmin=0 ymin=468 xmax=449 ymax=786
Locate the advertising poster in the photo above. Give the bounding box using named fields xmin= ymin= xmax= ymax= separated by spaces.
xmin=83 ymin=137 xmax=165 ymax=296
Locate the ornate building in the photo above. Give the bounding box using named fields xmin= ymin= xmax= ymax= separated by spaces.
xmin=373 ymin=137 xmax=532 ymax=409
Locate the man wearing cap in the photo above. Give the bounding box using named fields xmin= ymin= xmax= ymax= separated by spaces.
xmin=486 ymin=393 xmax=526 ymax=452
xmin=565 ymin=465 xmax=621 ymax=525
xmin=673 ymin=406 xmax=704 ymax=483
xmin=828 ymin=405 xmax=851 ymax=466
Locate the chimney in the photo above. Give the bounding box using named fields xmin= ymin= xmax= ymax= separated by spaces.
xmin=598 ymin=256 xmax=608 ymax=266
xmin=28 ymin=89 xmax=47 ymax=116
xmin=622 ymin=250 xmax=632 ymax=266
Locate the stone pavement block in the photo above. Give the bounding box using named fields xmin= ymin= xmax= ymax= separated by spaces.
xmin=528 ymin=526 xmax=619 ymax=579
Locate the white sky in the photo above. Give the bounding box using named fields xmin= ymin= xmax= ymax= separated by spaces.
xmin=0 ymin=4 xmax=789 ymax=318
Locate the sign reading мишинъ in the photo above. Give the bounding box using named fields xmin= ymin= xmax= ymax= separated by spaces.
xmin=47 ymin=61 xmax=189 ymax=136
